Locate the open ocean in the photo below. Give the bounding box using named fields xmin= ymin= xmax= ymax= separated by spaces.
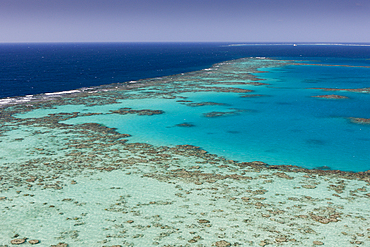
xmin=1 ymin=42 xmax=370 ymax=98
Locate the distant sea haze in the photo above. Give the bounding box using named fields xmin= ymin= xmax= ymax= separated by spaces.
xmin=1 ymin=42 xmax=370 ymax=99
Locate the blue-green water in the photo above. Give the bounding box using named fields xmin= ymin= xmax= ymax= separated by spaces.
xmin=2 ymin=49 xmax=370 ymax=246
xmin=16 ymin=57 xmax=370 ymax=172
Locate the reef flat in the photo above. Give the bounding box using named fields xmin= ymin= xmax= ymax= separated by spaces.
xmin=1 ymin=58 xmax=370 ymax=246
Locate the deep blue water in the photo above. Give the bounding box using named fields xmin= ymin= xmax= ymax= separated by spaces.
xmin=1 ymin=42 xmax=370 ymax=98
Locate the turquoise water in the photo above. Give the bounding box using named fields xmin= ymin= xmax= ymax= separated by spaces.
xmin=2 ymin=57 xmax=370 ymax=246
xmin=16 ymin=57 xmax=370 ymax=172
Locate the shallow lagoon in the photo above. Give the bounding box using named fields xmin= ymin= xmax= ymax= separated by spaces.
xmin=1 ymin=57 xmax=370 ymax=246
xmin=13 ymin=57 xmax=370 ymax=171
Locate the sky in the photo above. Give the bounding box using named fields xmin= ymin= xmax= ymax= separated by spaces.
xmin=0 ymin=0 xmax=369 ymax=43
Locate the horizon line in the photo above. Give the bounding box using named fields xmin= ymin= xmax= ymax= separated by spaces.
xmin=1 ymin=41 xmax=370 ymax=45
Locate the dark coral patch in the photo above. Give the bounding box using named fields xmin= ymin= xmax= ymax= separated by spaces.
xmin=240 ymin=94 xmax=266 ymax=98
xmin=110 ymin=108 xmax=164 ymax=116
xmin=310 ymin=87 xmax=370 ymax=93
xmin=349 ymin=118 xmax=370 ymax=125
xmin=175 ymin=122 xmax=195 ymax=127
xmin=203 ymin=111 xmax=237 ymax=118
xmin=311 ymin=95 xmax=349 ymax=99
xmin=185 ymin=102 xmax=228 ymax=107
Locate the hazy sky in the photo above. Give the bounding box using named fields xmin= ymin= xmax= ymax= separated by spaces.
xmin=0 ymin=0 xmax=369 ymax=43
